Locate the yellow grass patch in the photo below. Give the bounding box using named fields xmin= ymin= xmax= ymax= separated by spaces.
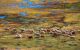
xmin=64 ymin=13 xmax=80 ymax=22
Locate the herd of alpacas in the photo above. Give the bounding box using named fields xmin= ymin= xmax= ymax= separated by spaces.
xmin=3 ymin=26 xmax=78 ymax=39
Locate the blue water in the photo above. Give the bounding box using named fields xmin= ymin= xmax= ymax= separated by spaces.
xmin=19 ymin=4 xmax=44 ymax=8
xmin=0 ymin=16 xmax=6 ymax=19
xmin=19 ymin=0 xmax=44 ymax=8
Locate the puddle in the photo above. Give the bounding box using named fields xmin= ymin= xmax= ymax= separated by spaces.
xmin=0 ymin=16 xmax=6 ymax=19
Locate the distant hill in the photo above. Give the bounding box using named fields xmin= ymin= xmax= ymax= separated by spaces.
xmin=0 ymin=0 xmax=80 ymax=14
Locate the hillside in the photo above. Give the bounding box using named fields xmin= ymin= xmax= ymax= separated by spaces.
xmin=0 ymin=0 xmax=80 ymax=50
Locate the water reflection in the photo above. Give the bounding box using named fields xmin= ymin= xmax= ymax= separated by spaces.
xmin=0 ymin=16 xmax=6 ymax=19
